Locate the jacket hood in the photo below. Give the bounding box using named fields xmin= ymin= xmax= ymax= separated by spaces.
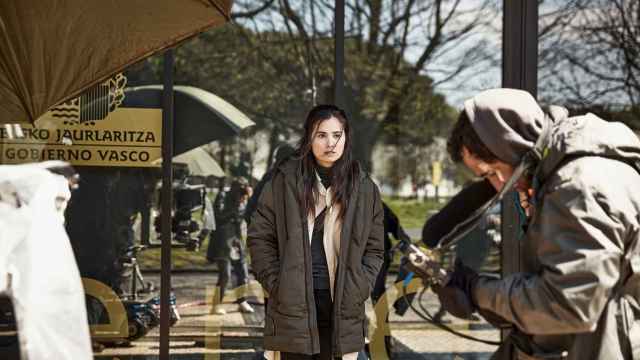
xmin=464 ymin=88 xmax=547 ymax=165
xmin=538 ymin=113 xmax=640 ymax=180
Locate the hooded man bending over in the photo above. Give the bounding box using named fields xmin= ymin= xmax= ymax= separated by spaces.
xmin=437 ymin=88 xmax=640 ymax=360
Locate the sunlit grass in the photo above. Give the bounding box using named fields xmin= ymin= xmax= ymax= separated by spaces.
xmin=382 ymin=196 xmax=445 ymax=230
xmin=138 ymin=237 xmax=214 ymax=270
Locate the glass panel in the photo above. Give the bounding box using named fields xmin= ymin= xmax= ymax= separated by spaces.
xmin=0 ymin=58 xmax=165 ymax=358
xmin=156 ymin=1 xmax=504 ymax=359
xmin=167 ymin=3 xmax=314 ymax=357
xmin=352 ymin=1 xmax=503 ymax=358
xmin=538 ymin=0 xmax=640 ymax=130
xmin=0 ymin=1 xmax=512 ymax=359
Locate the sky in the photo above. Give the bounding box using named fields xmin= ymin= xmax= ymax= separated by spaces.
xmin=234 ymin=1 xmax=503 ymax=108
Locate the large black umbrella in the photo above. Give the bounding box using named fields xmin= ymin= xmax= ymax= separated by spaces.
xmin=123 ymin=85 xmax=254 ymax=156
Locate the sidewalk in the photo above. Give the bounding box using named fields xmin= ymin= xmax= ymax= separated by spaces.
xmin=95 ymin=272 xmax=499 ymax=359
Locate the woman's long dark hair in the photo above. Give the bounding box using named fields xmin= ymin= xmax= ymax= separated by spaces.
xmin=296 ymin=104 xmax=360 ymax=220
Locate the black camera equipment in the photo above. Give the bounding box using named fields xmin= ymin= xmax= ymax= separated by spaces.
xmin=154 ymin=182 xmax=205 ymax=251
xmin=172 ymin=183 xmax=205 ymax=251
xmin=395 ymin=173 xmax=524 ymax=347
xmin=402 ymin=244 xmax=448 ymax=286
xmin=395 ymin=242 xmax=501 ymax=346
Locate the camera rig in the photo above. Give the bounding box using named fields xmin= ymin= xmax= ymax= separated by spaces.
xmin=154 ymin=182 xmax=206 ymax=251
xmin=403 ymin=244 xmax=449 ymax=286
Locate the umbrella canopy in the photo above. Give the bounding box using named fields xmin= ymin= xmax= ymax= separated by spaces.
xmin=158 ymin=147 xmax=225 ymax=177
xmin=122 ymin=85 xmax=255 ymax=156
xmin=0 ymin=0 xmax=232 ymax=125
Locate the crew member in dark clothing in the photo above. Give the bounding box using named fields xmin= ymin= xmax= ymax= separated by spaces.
xmin=361 ymin=202 xmax=412 ymax=360
xmin=410 ymin=179 xmax=495 ymax=322
xmin=208 ymin=178 xmax=254 ymax=315
xmin=371 ymin=202 xmax=411 ymax=304
xmin=421 ymin=179 xmax=496 ymax=249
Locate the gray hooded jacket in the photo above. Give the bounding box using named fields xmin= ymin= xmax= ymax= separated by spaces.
xmin=465 ymin=89 xmax=640 ymax=359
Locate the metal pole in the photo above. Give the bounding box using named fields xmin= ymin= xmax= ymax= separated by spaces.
xmin=141 ymin=205 xmax=150 ymax=245
xmin=502 ymin=1 xmax=538 ymax=96
xmin=334 ymin=0 xmax=345 ymax=107
xmin=501 ymin=0 xmax=538 ymax=277
xmin=501 ymin=0 xmax=538 ymax=341
xmin=160 ymin=48 xmax=175 ymax=360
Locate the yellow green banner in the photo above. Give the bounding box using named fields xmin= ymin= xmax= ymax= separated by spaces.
xmin=0 ymin=108 xmax=162 ymax=167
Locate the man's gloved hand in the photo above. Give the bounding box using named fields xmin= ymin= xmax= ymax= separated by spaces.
xmin=432 ymin=259 xmax=479 ymax=320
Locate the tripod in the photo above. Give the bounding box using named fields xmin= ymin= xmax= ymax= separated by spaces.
xmin=119 ymin=245 xmax=154 ymax=299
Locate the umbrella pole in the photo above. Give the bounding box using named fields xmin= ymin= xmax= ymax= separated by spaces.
xmin=160 ymin=48 xmax=175 ymax=360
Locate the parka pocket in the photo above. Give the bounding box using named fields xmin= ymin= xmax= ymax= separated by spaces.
xmin=355 ymin=268 xmax=372 ymax=302
xmin=348 ymin=268 xmax=370 ymax=302
xmin=270 ymin=308 xmax=309 ymax=336
xmin=341 ymin=269 xmax=368 ymax=319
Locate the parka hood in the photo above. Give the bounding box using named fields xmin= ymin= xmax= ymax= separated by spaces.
xmin=442 ymin=88 xmax=640 ymax=252
xmin=464 ymin=88 xmax=547 ymax=165
xmin=463 ymin=88 xmax=640 ymax=180
xmin=538 ymin=113 xmax=640 ymax=181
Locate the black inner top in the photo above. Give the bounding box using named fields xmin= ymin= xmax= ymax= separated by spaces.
xmin=311 ymin=163 xmax=333 ymax=290
xmin=311 ymin=208 xmax=330 ymax=289
xmin=316 ymin=164 xmax=332 ymax=189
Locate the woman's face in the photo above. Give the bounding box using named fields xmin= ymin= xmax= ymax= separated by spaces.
xmin=311 ymin=116 xmax=345 ymax=167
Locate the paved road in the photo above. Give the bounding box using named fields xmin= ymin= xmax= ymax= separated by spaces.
xmin=94 ymin=271 xmax=499 ymax=359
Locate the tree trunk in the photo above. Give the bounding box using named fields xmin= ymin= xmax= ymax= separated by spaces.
xmin=266 ymin=125 xmax=279 ymax=170
xmin=343 ymin=86 xmax=381 ymax=173
xmin=351 ymin=116 xmax=379 ymax=172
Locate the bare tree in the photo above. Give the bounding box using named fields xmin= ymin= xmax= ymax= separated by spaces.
xmin=539 ymin=0 xmax=640 ymax=128
xmin=228 ymin=0 xmax=498 ymax=170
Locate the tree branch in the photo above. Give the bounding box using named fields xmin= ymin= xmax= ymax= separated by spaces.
xmin=231 ymin=0 xmax=276 ymax=20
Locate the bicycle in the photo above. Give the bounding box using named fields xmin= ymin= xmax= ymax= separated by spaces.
xmin=112 ymin=244 xmax=180 ymax=342
xmin=118 ymin=244 xmax=155 ymax=299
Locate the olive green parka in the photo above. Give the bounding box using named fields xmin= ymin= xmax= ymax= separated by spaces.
xmin=247 ymin=158 xmax=384 ymax=357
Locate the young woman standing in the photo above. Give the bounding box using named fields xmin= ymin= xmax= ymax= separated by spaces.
xmin=248 ymin=105 xmax=384 ymax=360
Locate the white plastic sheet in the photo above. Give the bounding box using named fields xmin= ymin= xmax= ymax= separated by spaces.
xmin=0 ymin=161 xmax=92 ymax=360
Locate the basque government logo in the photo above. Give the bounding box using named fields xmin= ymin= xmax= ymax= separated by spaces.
xmin=50 ymin=73 xmax=127 ymax=126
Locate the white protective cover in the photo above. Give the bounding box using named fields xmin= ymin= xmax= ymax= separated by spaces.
xmin=0 ymin=161 xmax=92 ymax=360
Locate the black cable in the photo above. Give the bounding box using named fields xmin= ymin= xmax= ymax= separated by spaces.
xmin=387 ymin=228 xmax=501 ymax=346
xmin=401 ymin=283 xmax=501 ymax=346
xmin=416 ymin=286 xmax=435 ymax=320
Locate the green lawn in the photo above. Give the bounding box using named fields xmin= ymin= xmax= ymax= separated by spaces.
xmin=382 ymin=196 xmax=444 ymax=230
xmin=138 ymin=237 xmax=215 ymax=270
